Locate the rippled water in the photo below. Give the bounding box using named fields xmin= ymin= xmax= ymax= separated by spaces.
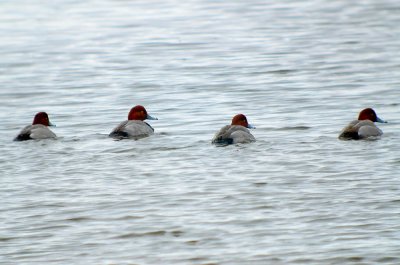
xmin=1 ymin=0 xmax=400 ymax=264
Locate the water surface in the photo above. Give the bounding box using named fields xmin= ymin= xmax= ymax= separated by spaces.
xmin=1 ymin=0 xmax=400 ymax=264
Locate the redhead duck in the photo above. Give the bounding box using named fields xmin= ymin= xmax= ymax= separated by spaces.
xmin=109 ymin=105 xmax=158 ymax=139
xmin=212 ymin=114 xmax=256 ymax=144
xmin=339 ymin=108 xmax=386 ymax=140
xmin=14 ymin=112 xmax=56 ymax=141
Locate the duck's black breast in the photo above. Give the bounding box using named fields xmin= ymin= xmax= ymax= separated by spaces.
xmin=339 ymin=131 xmax=360 ymax=140
xmin=212 ymin=137 xmax=234 ymax=145
xmin=109 ymin=130 xmax=129 ymax=139
xmin=14 ymin=132 xmax=32 ymax=141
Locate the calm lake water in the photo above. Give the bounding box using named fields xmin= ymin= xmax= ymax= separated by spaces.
xmin=1 ymin=0 xmax=400 ymax=264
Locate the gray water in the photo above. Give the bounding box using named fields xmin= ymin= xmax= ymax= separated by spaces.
xmin=1 ymin=0 xmax=400 ymax=264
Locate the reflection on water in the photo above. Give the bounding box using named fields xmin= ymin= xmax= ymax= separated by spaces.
xmin=1 ymin=0 xmax=400 ymax=264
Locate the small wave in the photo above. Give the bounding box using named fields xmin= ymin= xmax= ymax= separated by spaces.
xmin=114 ymin=230 xmax=166 ymax=239
xmin=65 ymin=216 xmax=92 ymax=222
xmin=0 ymin=236 xmax=16 ymax=242
xmin=275 ymin=126 xmax=311 ymax=131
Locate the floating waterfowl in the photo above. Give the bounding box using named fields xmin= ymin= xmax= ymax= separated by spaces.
xmin=109 ymin=105 xmax=158 ymax=139
xmin=212 ymin=114 xmax=256 ymax=145
xmin=14 ymin=112 xmax=56 ymax=141
xmin=339 ymin=108 xmax=386 ymax=140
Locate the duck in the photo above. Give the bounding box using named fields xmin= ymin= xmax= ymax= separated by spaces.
xmin=339 ymin=108 xmax=386 ymax=140
xmin=109 ymin=105 xmax=158 ymax=139
xmin=14 ymin=112 xmax=57 ymax=141
xmin=212 ymin=114 xmax=256 ymax=145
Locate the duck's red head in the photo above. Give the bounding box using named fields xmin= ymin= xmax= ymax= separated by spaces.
xmin=231 ymin=114 xmax=253 ymax=128
xmin=358 ymin=108 xmax=385 ymax=123
xmin=128 ymin=105 xmax=157 ymax=121
xmin=32 ymin=112 xmax=51 ymax=126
